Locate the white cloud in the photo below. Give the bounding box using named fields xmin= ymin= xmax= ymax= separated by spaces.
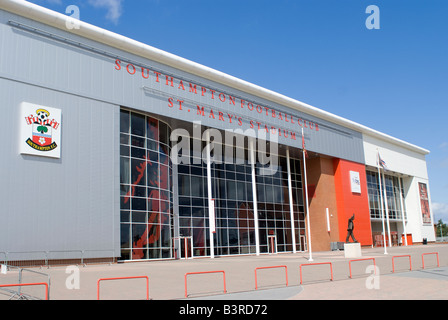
xmin=26 ymin=0 xmax=63 ymax=4
xmin=88 ymin=0 xmax=123 ymax=24
xmin=432 ymin=202 xmax=448 ymax=223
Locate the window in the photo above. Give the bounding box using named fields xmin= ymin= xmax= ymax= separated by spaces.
xmin=120 ymin=109 xmax=173 ymax=260
xmin=366 ymin=171 xmax=406 ymax=221
xmin=177 ymin=140 xmax=306 ymax=257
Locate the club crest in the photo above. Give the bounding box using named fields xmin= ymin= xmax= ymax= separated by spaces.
xmin=20 ymin=102 xmax=61 ymax=158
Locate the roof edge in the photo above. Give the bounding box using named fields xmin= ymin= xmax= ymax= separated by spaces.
xmin=0 ymin=0 xmax=430 ymax=155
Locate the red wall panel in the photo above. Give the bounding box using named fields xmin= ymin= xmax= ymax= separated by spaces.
xmin=333 ymin=159 xmax=372 ymax=246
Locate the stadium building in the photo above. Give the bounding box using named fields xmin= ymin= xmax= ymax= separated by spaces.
xmin=0 ymin=0 xmax=435 ymax=263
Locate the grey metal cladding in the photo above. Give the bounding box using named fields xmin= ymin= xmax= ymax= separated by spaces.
xmin=0 ymin=9 xmax=364 ymax=164
xmin=0 ymin=8 xmax=365 ymax=259
xmin=0 ymin=78 xmax=120 ymax=258
xmin=0 ymin=9 xmax=120 ymax=258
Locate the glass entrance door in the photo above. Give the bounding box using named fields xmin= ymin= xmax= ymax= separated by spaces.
xmin=174 ymin=236 xmax=193 ymax=259
xmin=268 ymin=235 xmax=277 ymax=254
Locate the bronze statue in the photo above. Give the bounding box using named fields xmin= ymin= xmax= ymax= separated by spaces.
xmin=346 ymin=214 xmax=358 ymax=243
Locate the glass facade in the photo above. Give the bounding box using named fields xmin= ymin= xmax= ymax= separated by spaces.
xmin=366 ymin=170 xmax=406 ymax=221
xmin=119 ymin=109 xmax=306 ymax=260
xmin=177 ymin=137 xmax=306 ymax=257
xmin=256 ymin=157 xmax=306 ymax=253
xmin=120 ymin=110 xmax=173 ymax=260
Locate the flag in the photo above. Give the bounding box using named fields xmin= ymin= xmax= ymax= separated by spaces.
xmin=378 ymin=152 xmax=388 ymax=171
xmin=302 ymin=128 xmax=308 ymax=158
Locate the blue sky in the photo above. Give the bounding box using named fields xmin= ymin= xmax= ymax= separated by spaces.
xmin=27 ymin=0 xmax=448 ymax=223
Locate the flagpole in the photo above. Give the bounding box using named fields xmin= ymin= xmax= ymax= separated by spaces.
xmin=377 ymin=150 xmax=387 ymax=254
xmin=302 ymin=128 xmax=313 ymax=261
xmin=381 ymin=169 xmax=392 ymax=248
xmin=206 ymin=130 xmax=215 ymax=259
xmin=398 ymin=176 xmax=408 ymax=246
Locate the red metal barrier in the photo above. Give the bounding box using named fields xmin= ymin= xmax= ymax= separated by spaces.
xmin=97 ymin=276 xmax=150 ymax=300
xmin=0 ymin=282 xmax=49 ymax=300
xmin=184 ymin=270 xmax=226 ymax=298
xmin=349 ymin=258 xmax=376 ymax=278
xmin=299 ymin=262 xmax=333 ymax=284
xmin=254 ymin=265 xmax=288 ymax=290
xmin=392 ymin=255 xmax=412 ymax=272
xmin=422 ymin=252 xmax=439 ymax=269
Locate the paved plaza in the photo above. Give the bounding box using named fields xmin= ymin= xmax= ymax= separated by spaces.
xmin=1 ymin=244 xmax=447 ymax=300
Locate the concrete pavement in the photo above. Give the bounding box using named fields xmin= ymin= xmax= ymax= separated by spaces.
xmin=1 ymin=243 xmax=447 ymax=300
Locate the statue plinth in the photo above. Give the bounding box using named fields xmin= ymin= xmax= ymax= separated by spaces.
xmin=344 ymin=243 xmax=362 ymax=258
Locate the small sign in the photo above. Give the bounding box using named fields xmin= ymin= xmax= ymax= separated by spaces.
xmin=19 ymin=102 xmax=62 ymax=158
xmin=419 ymin=182 xmax=431 ymax=224
xmin=350 ymin=171 xmax=361 ymax=193
xmin=1 ymin=265 xmax=7 ymax=275
xmin=209 ymin=199 xmax=216 ymax=233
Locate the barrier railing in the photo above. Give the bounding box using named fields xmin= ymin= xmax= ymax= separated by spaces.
xmin=184 ymin=270 xmax=226 ymax=298
xmin=1 ymin=250 xmax=443 ymax=299
xmin=392 ymin=255 xmax=412 ymax=272
xmin=299 ymin=262 xmax=333 ymax=284
xmin=422 ymin=252 xmax=439 ymax=269
xmin=97 ymin=276 xmax=150 ymax=300
xmin=349 ymin=258 xmax=376 ymax=279
xmin=0 ymin=283 xmax=49 ymax=300
xmin=0 ymin=249 xmax=116 ymax=268
xmin=254 ymin=265 xmax=288 ymax=290
xmin=0 ymin=265 xmax=51 ymax=300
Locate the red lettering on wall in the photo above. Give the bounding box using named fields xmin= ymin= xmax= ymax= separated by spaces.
xmin=290 ymin=132 xmax=296 ymax=140
xmin=177 ymin=99 xmax=184 ymax=110
xmin=264 ymin=106 xmax=270 ymax=116
xmin=197 ymin=105 xmax=205 ymax=116
xmin=154 ymin=71 xmax=161 ymax=82
xmin=189 ymin=83 xmax=197 ymax=94
xmin=141 ymin=67 xmax=150 ymax=79
xmin=115 ymin=59 xmax=121 ymax=70
xmin=166 ymin=76 xmax=174 ymax=87
xmin=126 ymin=63 xmax=136 ymax=75
xmin=178 ymin=80 xmax=185 ymax=90
xmin=115 ymin=60 xmax=323 ymax=142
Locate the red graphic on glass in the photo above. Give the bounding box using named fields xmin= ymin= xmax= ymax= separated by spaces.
xmin=124 ymin=118 xmax=171 ymax=259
